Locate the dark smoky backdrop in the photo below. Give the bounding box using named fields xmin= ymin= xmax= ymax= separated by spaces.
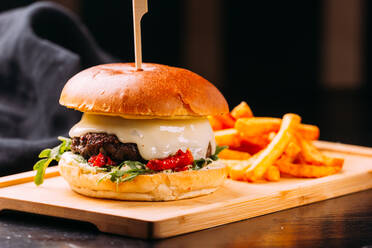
xmin=1 ymin=0 xmax=371 ymax=146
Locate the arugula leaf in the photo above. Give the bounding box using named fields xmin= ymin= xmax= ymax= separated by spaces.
xmin=71 ymin=154 xmax=87 ymax=164
xmin=118 ymin=160 xmax=146 ymax=170
xmin=215 ymin=145 xmax=228 ymax=156
xmin=33 ymin=158 xmax=52 ymax=185
xmin=108 ymin=170 xmax=125 ymax=182
xmin=98 ymin=164 xmax=152 ymax=187
xmin=192 ymin=145 xmax=228 ymax=170
xmin=192 ymin=158 xmax=212 ymax=170
xmin=210 ymin=145 xmax=228 ymax=161
xmin=39 ymin=149 xmax=51 ymax=158
xmin=121 ymin=173 xmax=140 ymax=182
xmin=33 ymin=137 xmax=71 ymax=186
xmin=58 ymin=136 xmax=72 ymax=155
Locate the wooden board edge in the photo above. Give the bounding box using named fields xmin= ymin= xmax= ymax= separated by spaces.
xmin=0 ymin=166 xmax=60 ymax=188
xmin=0 ymin=197 xmax=153 ymax=239
xmin=151 ymin=171 xmax=372 ymax=238
xmin=314 ymin=140 xmax=372 ymax=157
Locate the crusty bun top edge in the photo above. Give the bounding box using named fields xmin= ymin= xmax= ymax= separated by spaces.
xmin=59 ymin=63 xmax=229 ymax=117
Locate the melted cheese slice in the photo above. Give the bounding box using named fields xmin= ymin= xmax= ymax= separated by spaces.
xmin=69 ymin=114 xmax=216 ymax=160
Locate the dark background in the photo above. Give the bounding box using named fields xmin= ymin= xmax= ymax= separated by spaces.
xmin=1 ymin=2 xmax=372 ymax=247
xmin=0 ymin=0 xmax=370 ymax=147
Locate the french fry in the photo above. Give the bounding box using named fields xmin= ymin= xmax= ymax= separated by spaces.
xmin=280 ymin=140 xmax=301 ymax=163
xmin=214 ymin=128 xmax=241 ymax=148
xmin=298 ymin=138 xmax=324 ymax=165
xmin=225 ymin=160 xmax=244 ymax=177
xmin=228 ymin=152 xmax=261 ymax=180
xmin=276 ymin=160 xmax=342 ymax=178
xmin=240 ymin=135 xmax=270 ymax=149
xmin=214 ymin=114 xmax=236 ymax=129
xmin=244 ymin=114 xmax=301 ymax=182
xmin=235 ymin=117 xmax=319 ymax=140
xmin=299 ymin=124 xmax=320 ymax=140
xmin=231 ymin=101 xmax=253 ymax=119
xmin=323 ymin=156 xmax=344 ymax=167
xmin=228 ymin=158 xmax=253 ymax=181
xmin=208 ymin=116 xmax=224 ymax=131
xmin=235 ymin=117 xmax=279 ymax=138
xmin=267 ymin=132 xmax=277 ymax=141
xmin=234 ymin=140 xmax=267 ymax=155
xmin=214 ymin=101 xmax=344 ymax=182
xmin=218 ymin=149 xmax=251 ymax=160
xmin=264 ymin=166 xmax=280 ymax=181
xmin=298 ymin=139 xmax=344 ymax=167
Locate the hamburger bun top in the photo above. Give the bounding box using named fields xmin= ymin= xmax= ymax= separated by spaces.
xmin=59 ymin=63 xmax=229 ymax=119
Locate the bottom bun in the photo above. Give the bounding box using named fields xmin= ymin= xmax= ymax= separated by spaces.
xmin=58 ymin=152 xmax=227 ymax=201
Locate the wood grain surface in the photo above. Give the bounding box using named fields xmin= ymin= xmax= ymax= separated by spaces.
xmin=0 ymin=141 xmax=372 ymax=239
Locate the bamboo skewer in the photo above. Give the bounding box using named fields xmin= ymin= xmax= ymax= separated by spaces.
xmin=132 ymin=0 xmax=148 ymax=71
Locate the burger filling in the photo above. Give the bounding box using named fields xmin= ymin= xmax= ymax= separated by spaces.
xmin=70 ymin=132 xmax=212 ymax=163
xmin=71 ymin=133 xmax=145 ymax=162
xmin=33 ymin=114 xmax=226 ymax=186
xmin=68 ymin=114 xmax=216 ymax=161
xmin=70 ymin=132 xmax=214 ymax=172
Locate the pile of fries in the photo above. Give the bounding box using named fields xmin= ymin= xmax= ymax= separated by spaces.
xmin=209 ymin=102 xmax=344 ymax=182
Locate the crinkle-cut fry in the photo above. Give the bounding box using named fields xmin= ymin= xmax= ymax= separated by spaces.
xmin=244 ymin=114 xmax=301 ymax=182
xmin=231 ymin=101 xmax=254 ymax=119
xmin=264 ymin=166 xmax=280 ymax=181
xmin=276 ymin=160 xmax=342 ymax=178
xmin=214 ymin=129 xmax=242 ymax=148
xmin=218 ymin=149 xmax=251 ymax=160
xmin=235 ymin=117 xmax=319 ymax=140
xmin=214 ymin=114 xmax=236 ymax=129
xmin=208 ymin=116 xmax=224 ymax=131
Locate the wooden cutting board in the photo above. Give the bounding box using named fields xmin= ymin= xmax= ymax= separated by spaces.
xmin=1 ymin=141 xmax=372 ymax=239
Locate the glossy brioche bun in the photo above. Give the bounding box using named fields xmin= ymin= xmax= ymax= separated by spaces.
xmin=58 ymin=152 xmax=227 ymax=201
xmin=59 ymin=63 xmax=229 ymax=119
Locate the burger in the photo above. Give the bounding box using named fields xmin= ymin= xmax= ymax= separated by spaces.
xmin=33 ymin=63 xmax=229 ymax=201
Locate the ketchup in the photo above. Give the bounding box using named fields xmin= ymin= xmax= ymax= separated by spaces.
xmin=146 ymin=149 xmax=194 ymax=171
xmin=88 ymin=153 xmax=116 ymax=167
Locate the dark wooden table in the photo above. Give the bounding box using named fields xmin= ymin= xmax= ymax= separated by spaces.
xmin=1 ymin=188 xmax=372 ymax=248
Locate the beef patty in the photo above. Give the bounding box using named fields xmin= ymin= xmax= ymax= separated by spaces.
xmin=71 ymin=132 xmax=212 ymax=162
xmin=71 ymin=133 xmax=144 ymax=162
